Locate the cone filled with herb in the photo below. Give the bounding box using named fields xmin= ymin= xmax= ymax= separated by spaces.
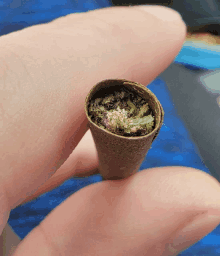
xmin=85 ymin=79 xmax=164 ymax=180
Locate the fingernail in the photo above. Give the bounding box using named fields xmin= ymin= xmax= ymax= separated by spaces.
xmin=135 ymin=5 xmax=184 ymax=23
xmin=168 ymin=214 xmax=220 ymax=254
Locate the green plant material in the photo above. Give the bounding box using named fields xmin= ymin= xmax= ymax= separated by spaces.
xmin=136 ymin=103 xmax=149 ymax=118
xmin=88 ymin=88 xmax=155 ymax=137
xmin=127 ymin=100 xmax=137 ymax=115
xmin=94 ymin=98 xmax=102 ymax=105
xmin=117 ymin=90 xmax=126 ymax=99
xmin=105 ymin=106 xmax=154 ymax=135
xmin=130 ymin=115 xmax=154 ymax=133
xmin=102 ymin=94 xmax=114 ymax=105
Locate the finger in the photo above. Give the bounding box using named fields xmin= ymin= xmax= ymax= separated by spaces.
xmin=12 ymin=167 xmax=220 ymax=256
xmin=0 ymin=5 xmax=186 ymax=227
xmin=0 ymin=224 xmax=20 ymax=256
xmin=19 ymin=129 xmax=99 ymax=205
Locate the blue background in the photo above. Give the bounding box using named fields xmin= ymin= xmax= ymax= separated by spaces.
xmin=1 ymin=0 xmax=219 ymax=255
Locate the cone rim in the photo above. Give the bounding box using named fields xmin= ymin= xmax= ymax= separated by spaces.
xmin=85 ymin=79 xmax=163 ymax=140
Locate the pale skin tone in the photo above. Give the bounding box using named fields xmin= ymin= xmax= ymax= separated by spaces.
xmin=0 ymin=5 xmax=220 ymax=256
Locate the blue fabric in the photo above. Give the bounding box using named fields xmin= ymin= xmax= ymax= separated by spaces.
xmin=2 ymin=1 xmax=219 ymax=255
xmin=0 ymin=0 xmax=111 ymax=36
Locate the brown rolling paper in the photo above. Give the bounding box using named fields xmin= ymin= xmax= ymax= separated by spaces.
xmin=85 ymin=79 xmax=164 ymax=180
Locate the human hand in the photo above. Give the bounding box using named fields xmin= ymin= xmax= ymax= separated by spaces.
xmin=1 ymin=5 xmax=220 ymax=256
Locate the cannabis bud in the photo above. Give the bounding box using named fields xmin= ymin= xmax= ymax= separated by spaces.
xmin=88 ymin=87 xmax=155 ymax=137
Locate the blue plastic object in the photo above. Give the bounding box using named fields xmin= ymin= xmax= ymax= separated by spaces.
xmin=175 ymin=42 xmax=220 ymax=70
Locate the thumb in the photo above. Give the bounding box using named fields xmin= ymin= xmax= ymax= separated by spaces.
xmin=12 ymin=167 xmax=220 ymax=256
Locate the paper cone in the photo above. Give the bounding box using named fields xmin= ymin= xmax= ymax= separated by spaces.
xmin=85 ymin=79 xmax=164 ymax=180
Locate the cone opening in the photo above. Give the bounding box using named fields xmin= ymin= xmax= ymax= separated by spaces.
xmin=85 ymin=79 xmax=163 ymax=138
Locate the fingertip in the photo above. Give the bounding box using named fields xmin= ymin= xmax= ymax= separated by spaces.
xmin=139 ymin=166 xmax=220 ymax=214
xmin=135 ymin=5 xmax=187 ymax=39
xmin=135 ymin=5 xmax=184 ymax=24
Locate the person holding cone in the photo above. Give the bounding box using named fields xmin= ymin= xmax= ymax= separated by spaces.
xmin=0 ymin=5 xmax=220 ymax=256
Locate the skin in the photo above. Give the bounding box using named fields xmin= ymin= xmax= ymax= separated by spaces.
xmin=0 ymin=5 xmax=220 ymax=256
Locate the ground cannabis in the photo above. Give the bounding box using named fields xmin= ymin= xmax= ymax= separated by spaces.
xmin=88 ymin=87 xmax=155 ymax=137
